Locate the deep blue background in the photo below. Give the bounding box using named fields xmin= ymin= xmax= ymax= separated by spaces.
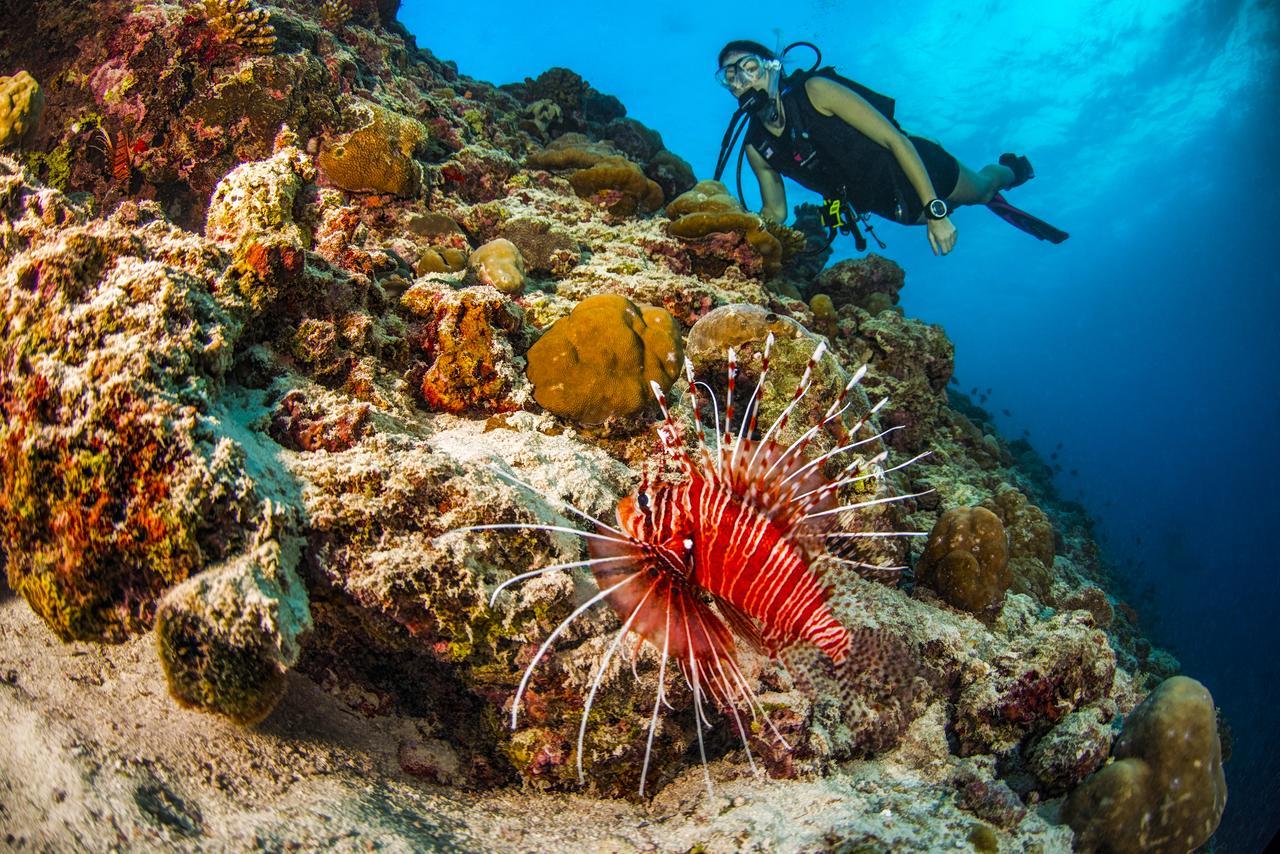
xmin=403 ymin=1 xmax=1280 ymax=848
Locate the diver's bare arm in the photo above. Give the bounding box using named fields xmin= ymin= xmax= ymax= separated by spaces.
xmin=745 ymin=144 xmax=788 ymax=223
xmin=804 ymin=76 xmax=939 ymax=209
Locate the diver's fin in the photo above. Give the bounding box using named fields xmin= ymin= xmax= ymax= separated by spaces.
xmin=987 ymin=192 xmax=1069 ymax=244
xmin=999 ymin=153 xmax=1035 ymax=188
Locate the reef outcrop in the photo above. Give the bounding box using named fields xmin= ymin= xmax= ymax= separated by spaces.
xmin=0 ymin=1 xmax=1212 ymax=850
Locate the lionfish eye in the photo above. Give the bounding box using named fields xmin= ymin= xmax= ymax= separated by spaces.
xmin=637 ymin=492 xmax=650 ymax=509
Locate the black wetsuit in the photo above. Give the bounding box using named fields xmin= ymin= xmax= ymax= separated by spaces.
xmin=745 ymin=74 xmax=960 ymax=225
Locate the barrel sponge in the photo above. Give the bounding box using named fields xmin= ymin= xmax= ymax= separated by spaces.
xmin=916 ymin=506 xmax=1011 ymax=622
xmin=0 ymin=71 xmax=44 ymax=149
xmin=567 ymin=156 xmax=664 ymax=215
xmin=318 ymin=100 xmax=427 ymax=196
xmin=1063 ymin=676 xmax=1227 ymax=854
xmin=466 ymin=238 xmax=526 ymax=296
xmin=525 ymin=294 xmax=682 ymax=425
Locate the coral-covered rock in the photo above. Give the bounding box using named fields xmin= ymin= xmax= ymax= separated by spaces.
xmin=0 ymin=71 xmax=44 ymax=149
xmin=1026 ymin=706 xmax=1114 ymax=795
xmin=0 ymin=171 xmax=258 ymax=643
xmin=813 ymin=254 xmax=905 ymax=310
xmin=155 ymin=504 xmax=312 ymax=724
xmin=916 ymin=506 xmax=1011 ymax=623
xmin=982 ymin=485 xmax=1056 ymax=601
xmin=269 ymin=389 xmax=370 ymax=452
xmin=402 ymin=281 xmax=525 ymax=414
xmin=644 ymin=149 xmax=696 ymax=200
xmin=437 ymin=145 xmax=519 ymax=203
xmin=810 ymin=293 xmax=838 ymax=337
xmin=1063 ymin=676 xmax=1226 ymax=854
xmin=952 ymin=759 xmax=1028 ymax=829
xmin=953 ymin=609 xmax=1116 ymax=755
xmin=205 ymin=145 xmax=315 ymax=249
xmin=841 ymin=309 xmax=954 ymax=453
xmin=466 ymin=237 xmax=526 ymax=296
xmin=318 ymin=100 xmax=427 ymax=197
xmin=499 ymin=217 xmax=580 ymax=277
xmin=525 ymin=293 xmax=681 ymax=425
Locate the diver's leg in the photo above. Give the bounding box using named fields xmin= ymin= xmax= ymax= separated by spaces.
xmin=947 ymin=162 xmax=1015 ymax=206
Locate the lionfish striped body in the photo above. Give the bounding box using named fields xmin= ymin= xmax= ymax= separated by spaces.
xmin=462 ymin=335 xmax=928 ymax=795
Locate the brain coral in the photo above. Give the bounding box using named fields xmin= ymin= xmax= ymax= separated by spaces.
xmin=318 ymin=100 xmax=427 ymax=197
xmin=916 ymin=506 xmax=1011 ymax=623
xmin=1063 ymin=676 xmax=1227 ymax=854
xmin=525 ymin=294 xmax=681 ymax=425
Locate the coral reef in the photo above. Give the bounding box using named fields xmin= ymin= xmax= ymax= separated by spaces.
xmin=0 ymin=1 xmax=1216 ymax=848
xmin=525 ymin=293 xmax=681 ymax=425
xmin=1063 ymin=676 xmax=1226 ymax=853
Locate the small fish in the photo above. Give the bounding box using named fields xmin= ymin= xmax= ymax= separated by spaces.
xmin=1001 ymin=409 xmax=1011 ymax=417
xmin=949 ymin=376 xmax=958 ymax=386
xmin=1070 ymin=468 xmax=1079 ymax=476
xmin=1022 ymin=428 xmax=1031 ymax=437
xmin=1050 ymin=452 xmax=1058 ymax=461
xmin=979 ymin=395 xmax=988 ymax=403
xmin=1055 ymin=442 xmax=1063 ymax=450
xmin=970 ymin=387 xmax=978 ymax=395
xmin=986 ymin=387 xmax=993 ymax=395
xmin=1054 ymin=464 xmax=1062 ymax=473
xmin=458 ymin=337 xmax=928 ymax=796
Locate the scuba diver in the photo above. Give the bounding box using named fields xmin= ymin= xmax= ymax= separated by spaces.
xmin=714 ymin=40 xmax=1068 ymax=255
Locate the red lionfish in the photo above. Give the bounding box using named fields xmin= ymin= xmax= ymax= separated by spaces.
xmin=460 ymin=335 xmax=931 ymax=795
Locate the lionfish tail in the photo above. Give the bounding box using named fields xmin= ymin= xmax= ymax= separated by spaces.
xmin=780 ymin=627 xmax=927 ymax=755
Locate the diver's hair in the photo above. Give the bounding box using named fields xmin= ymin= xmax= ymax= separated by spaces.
xmin=718 ymin=40 xmax=777 ymax=67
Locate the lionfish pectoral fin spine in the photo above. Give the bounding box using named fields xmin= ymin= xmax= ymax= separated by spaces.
xmin=710 ymin=592 xmax=768 ymax=655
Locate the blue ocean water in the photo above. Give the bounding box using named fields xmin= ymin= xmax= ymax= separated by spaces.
xmin=404 ymin=1 xmax=1280 ymax=848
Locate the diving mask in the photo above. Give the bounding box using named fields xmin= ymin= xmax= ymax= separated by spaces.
xmin=715 ymin=54 xmax=770 ymax=89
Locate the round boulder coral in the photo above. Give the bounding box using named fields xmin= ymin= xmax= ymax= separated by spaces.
xmin=916 ymin=506 xmax=1011 ymax=622
xmin=525 ymin=294 xmax=682 ymax=425
xmin=1063 ymin=676 xmax=1227 ymax=854
xmin=466 ymin=238 xmax=526 ymax=295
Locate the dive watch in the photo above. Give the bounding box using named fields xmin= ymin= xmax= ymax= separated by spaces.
xmin=926 ymin=198 xmax=949 ymax=220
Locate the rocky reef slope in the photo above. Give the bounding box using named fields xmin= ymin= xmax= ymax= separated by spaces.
xmin=0 ymin=1 xmax=1225 ymax=850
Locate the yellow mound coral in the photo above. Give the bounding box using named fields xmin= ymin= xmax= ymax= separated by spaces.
xmin=416 ymin=246 xmax=467 ymax=275
xmin=566 ymin=156 xmax=664 ymax=216
xmin=525 ymin=133 xmax=619 ymax=170
xmin=467 ymin=238 xmax=526 ymax=295
xmin=318 ymin=101 xmax=427 ymax=197
xmin=663 ymin=178 xmax=739 ymax=218
xmin=526 ymin=135 xmax=663 ymax=216
xmin=0 ymin=71 xmax=44 ymax=149
xmin=665 ymin=179 xmax=783 ymax=274
xmin=525 ymin=294 xmax=682 ymax=425
xmin=916 ymin=506 xmax=1011 ymax=623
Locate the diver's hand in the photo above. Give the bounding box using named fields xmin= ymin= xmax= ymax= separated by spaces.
xmin=927 ymin=217 xmax=957 ymax=256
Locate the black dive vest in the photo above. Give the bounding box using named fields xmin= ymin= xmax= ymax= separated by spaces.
xmin=746 ymin=70 xmax=904 ymax=218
